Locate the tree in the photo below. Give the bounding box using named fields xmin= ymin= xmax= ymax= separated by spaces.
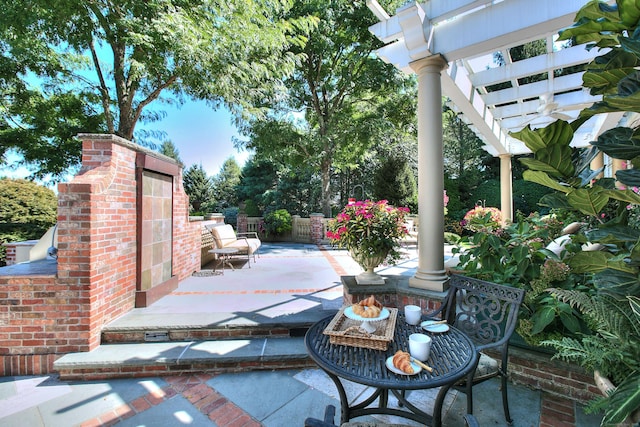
xmin=159 ymin=140 xmax=184 ymax=168
xmin=442 ymin=105 xmax=493 ymax=213
xmin=0 ymin=0 xmax=317 ymax=180
xmin=372 ymin=156 xmax=417 ymax=211
xmin=235 ymin=157 xmax=322 ymax=216
xmin=0 ymin=178 xmax=57 ymax=264
xmin=183 ymin=164 xmax=214 ymax=213
xmin=236 ymin=157 xmax=278 ymax=215
xmin=237 ymin=0 xmax=412 ymax=216
xmin=212 ymin=157 xmax=241 ymax=209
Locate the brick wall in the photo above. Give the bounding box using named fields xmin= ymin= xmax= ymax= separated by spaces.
xmin=508 ymin=346 xmax=601 ymax=404
xmin=0 ymin=134 xmax=201 ymax=376
xmin=0 ymin=275 xmax=59 ymax=375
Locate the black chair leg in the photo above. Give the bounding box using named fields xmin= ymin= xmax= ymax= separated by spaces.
xmin=501 ymin=374 xmax=513 ymax=424
xmin=465 ymin=374 xmax=474 ymax=416
xmin=324 ymin=405 xmax=336 ymax=424
xmin=303 ymin=404 xmax=337 ymax=427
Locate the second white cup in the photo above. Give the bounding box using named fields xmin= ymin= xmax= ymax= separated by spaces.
xmin=409 ymin=333 xmax=432 ymax=362
xmin=404 ymin=305 xmax=422 ymax=325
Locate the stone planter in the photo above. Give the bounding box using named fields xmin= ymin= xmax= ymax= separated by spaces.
xmin=349 ymin=248 xmax=388 ymax=285
xmin=594 ymin=371 xmax=640 ymax=426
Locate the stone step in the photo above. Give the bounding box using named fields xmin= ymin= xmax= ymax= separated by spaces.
xmin=54 ymin=336 xmax=313 ymax=381
xmin=101 ymin=324 xmax=311 ymax=344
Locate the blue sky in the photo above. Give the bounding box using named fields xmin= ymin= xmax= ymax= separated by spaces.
xmin=0 ymin=99 xmax=251 ymax=184
xmin=150 ymin=99 xmax=250 ymax=177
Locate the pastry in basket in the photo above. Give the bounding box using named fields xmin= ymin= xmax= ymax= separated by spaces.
xmin=392 ymin=350 xmax=414 ymax=374
xmin=351 ymin=295 xmax=383 ymax=318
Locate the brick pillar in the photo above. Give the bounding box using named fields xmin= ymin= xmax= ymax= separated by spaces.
xmin=237 ymin=213 xmax=248 ymax=233
xmin=3 ymin=243 xmax=16 ymax=265
xmin=310 ymin=213 xmax=325 ymax=244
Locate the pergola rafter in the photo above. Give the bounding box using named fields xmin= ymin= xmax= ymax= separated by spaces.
xmin=367 ymin=0 xmax=620 ymax=157
xmin=365 ymin=0 xmax=625 ymax=291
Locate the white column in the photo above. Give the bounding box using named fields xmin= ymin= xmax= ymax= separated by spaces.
xmin=612 ymin=158 xmax=627 ymax=188
xmin=591 ymin=152 xmax=604 ymax=180
xmin=499 ymin=154 xmax=513 ymax=224
xmin=409 ymin=55 xmax=448 ymax=292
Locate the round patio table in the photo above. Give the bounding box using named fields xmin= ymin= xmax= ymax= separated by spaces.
xmin=305 ymin=313 xmax=478 ymax=426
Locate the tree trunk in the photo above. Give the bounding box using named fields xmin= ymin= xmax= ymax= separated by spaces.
xmin=321 ymin=158 xmax=332 ymax=217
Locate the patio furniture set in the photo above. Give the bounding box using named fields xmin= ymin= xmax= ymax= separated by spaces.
xmin=304 ymin=275 xmax=525 ymax=427
xmin=206 ymin=224 xmax=262 ymax=274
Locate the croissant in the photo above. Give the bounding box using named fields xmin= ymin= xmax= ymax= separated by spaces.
xmin=359 ymin=305 xmax=381 ymax=318
xmin=392 ymin=350 xmax=414 ymax=374
xmin=351 ymin=295 xmax=383 ymax=317
xmin=358 ymin=295 xmax=382 ymax=309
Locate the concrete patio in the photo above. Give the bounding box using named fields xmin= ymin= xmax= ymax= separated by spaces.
xmin=0 ymin=243 xmax=603 ymax=426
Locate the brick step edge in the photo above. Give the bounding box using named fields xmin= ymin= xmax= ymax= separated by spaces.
xmin=56 ymin=358 xmax=317 ymax=381
xmin=101 ymin=325 xmax=311 ymax=344
xmin=54 ymin=337 xmax=312 ymax=380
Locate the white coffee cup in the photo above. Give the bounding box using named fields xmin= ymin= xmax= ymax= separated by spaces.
xmin=404 ymin=305 xmax=422 ymax=325
xmin=409 ymin=333 xmax=432 ymax=362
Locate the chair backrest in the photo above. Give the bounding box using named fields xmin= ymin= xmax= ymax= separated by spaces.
xmin=207 ymin=224 xmax=237 ymax=248
xmin=444 ymin=274 xmax=525 ymax=351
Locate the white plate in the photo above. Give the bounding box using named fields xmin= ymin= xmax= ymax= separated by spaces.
xmin=421 ymin=320 xmax=450 ymax=333
xmin=385 ymin=356 xmax=421 ymax=375
xmin=344 ymin=306 xmax=390 ymax=322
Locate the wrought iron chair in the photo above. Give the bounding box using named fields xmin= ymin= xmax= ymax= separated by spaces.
xmin=431 ymin=274 xmax=525 ymax=425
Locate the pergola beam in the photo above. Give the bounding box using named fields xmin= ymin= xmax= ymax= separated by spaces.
xmin=430 ymin=0 xmax=590 ymax=62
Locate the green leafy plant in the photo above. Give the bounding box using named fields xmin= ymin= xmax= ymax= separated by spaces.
xmin=263 ymin=209 xmax=292 ymax=237
xmin=507 ymin=1 xmax=640 ymax=423
xmin=542 ymin=292 xmax=640 ymax=426
xmin=454 ymin=212 xmax=588 ymax=346
xmin=327 ymin=200 xmax=409 ymax=264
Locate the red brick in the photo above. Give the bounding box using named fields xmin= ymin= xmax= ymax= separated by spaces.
xmin=129 ymin=396 xmax=151 ymax=413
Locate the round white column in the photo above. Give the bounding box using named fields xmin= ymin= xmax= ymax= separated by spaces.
xmin=591 ymin=151 xmax=604 ymax=180
xmin=409 ymin=55 xmax=448 ymax=292
xmin=499 ymin=154 xmax=513 ymax=224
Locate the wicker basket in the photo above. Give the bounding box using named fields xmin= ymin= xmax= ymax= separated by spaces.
xmin=323 ymin=306 xmax=398 ymax=350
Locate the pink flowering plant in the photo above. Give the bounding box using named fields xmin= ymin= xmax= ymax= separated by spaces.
xmin=461 ymin=206 xmax=502 ymax=232
xmin=327 ymin=200 xmax=410 ymax=264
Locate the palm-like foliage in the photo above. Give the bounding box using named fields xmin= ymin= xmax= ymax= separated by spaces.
xmin=543 ymin=291 xmax=640 ymax=425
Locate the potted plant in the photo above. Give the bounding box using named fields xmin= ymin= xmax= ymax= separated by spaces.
xmin=327 ymin=199 xmax=409 ymax=284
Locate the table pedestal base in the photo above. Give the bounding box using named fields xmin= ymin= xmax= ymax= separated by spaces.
xmin=326 ymin=370 xmax=452 ymax=427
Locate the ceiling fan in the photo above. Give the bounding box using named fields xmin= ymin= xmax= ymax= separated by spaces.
xmin=518 ymin=93 xmax=573 ymax=127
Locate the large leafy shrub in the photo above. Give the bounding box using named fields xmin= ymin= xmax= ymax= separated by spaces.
xmin=263 ymin=209 xmax=292 ymax=237
xmin=507 ymin=2 xmax=640 ymax=423
xmin=0 ymin=178 xmax=57 ymax=265
xmin=454 ymin=212 xmax=589 ymax=346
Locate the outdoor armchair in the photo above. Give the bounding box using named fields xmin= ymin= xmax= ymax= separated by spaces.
xmin=427 ymin=274 xmax=525 ymax=424
xmin=206 ymin=224 xmax=261 ymax=266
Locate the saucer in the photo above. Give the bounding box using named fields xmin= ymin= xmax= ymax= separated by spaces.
xmin=421 ymin=320 xmax=450 ymax=333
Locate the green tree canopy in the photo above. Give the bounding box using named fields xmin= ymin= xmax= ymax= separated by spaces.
xmin=236 ymin=0 xmax=413 ymax=216
xmin=183 ymin=164 xmax=214 ymax=213
xmin=213 ymin=157 xmax=242 ymax=209
xmin=0 ymin=178 xmax=57 ymax=264
xmin=372 ymin=156 xmax=417 ymax=211
xmin=159 ymin=140 xmax=184 ymax=168
xmin=0 ymin=0 xmax=317 ymax=180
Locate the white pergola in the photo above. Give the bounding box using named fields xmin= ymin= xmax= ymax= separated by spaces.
xmin=367 ymin=0 xmax=625 ymax=291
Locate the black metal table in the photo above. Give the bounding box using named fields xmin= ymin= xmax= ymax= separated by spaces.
xmin=305 ymin=313 xmax=478 ymax=426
